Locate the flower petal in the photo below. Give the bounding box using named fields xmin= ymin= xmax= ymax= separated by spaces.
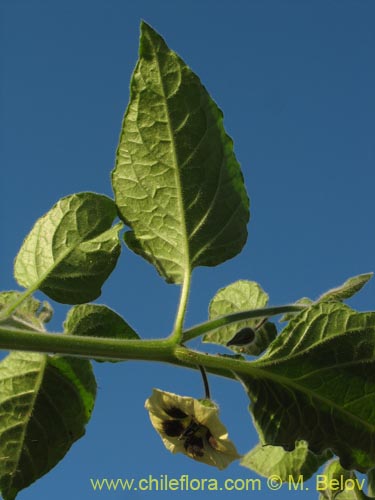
xmin=145 ymin=388 xmax=241 ymax=470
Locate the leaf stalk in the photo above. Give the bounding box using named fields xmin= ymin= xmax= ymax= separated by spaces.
xmin=182 ymin=304 xmax=306 ymax=342
xmin=169 ymin=269 xmax=192 ymax=343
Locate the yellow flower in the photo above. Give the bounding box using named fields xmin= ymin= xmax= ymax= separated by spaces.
xmin=145 ymin=388 xmax=241 ymax=470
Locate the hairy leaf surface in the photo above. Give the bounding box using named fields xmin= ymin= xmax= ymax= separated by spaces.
xmin=0 ymin=292 xmax=52 ymax=332
xmin=0 ymin=351 xmax=96 ymax=500
xmin=14 ymin=193 xmax=121 ymax=304
xmin=112 ymin=22 xmax=249 ymax=283
xmin=241 ymin=441 xmax=331 ymax=481
xmin=280 ymin=273 xmax=372 ymax=322
xmin=318 ymin=273 xmax=373 ymax=302
xmin=204 ymin=280 xmax=276 ymax=355
xmin=237 ymin=302 xmax=375 ymax=472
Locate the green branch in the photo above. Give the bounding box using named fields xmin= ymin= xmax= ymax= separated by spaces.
xmin=0 ymin=326 xmax=174 ymax=361
xmin=0 ymin=326 xmax=237 ymax=380
xmin=182 ymin=304 xmax=306 ymax=342
xmin=0 ymin=304 xmax=305 ymax=365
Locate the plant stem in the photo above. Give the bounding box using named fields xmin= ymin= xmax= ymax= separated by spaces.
xmin=0 ymin=303 xmax=307 ymax=383
xmin=0 ymin=325 xmax=236 ymax=380
xmin=0 ymin=326 xmax=174 ymax=361
xmin=198 ymin=365 xmax=211 ymax=399
xmin=182 ymin=304 xmax=306 ymax=342
xmin=174 ymin=345 xmax=259 ymax=378
xmin=170 ymin=268 xmax=192 ymax=343
xmin=0 ymin=304 xmax=305 ymax=363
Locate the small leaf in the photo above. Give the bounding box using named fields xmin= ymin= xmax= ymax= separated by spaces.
xmin=236 ymin=302 xmax=375 ymax=472
xmin=241 ymin=441 xmax=331 ymax=482
xmin=279 ymin=273 xmax=373 ymax=323
xmin=318 ymin=460 xmax=367 ymax=500
xmin=0 ymin=351 xmax=96 ymax=500
xmin=64 ymin=304 xmax=139 ymax=362
xmin=318 ymin=273 xmax=373 ymax=302
xmin=112 ymin=22 xmax=249 ymax=284
xmin=14 ymin=193 xmax=121 ymax=304
xmin=0 ymin=292 xmax=53 ymax=331
xmin=204 ymin=280 xmax=276 ymax=355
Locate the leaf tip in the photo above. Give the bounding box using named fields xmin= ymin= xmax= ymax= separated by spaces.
xmin=139 ymin=20 xmax=159 ymax=43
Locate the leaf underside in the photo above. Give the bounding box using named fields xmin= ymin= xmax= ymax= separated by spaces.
xmin=0 ymin=352 xmax=96 ymax=500
xmin=204 ymin=280 xmax=276 ymax=355
xmin=280 ymin=273 xmax=373 ymax=322
xmin=0 ymin=292 xmax=52 ymax=332
xmin=318 ymin=273 xmax=373 ymax=302
xmin=14 ymin=192 xmax=121 ymax=304
xmin=237 ymin=302 xmax=375 ymax=472
xmin=112 ymin=22 xmax=249 ymax=284
xmin=318 ymin=460 xmax=363 ymax=500
xmin=241 ymin=441 xmax=331 ymax=482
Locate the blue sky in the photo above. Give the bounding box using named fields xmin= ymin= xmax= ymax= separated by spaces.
xmin=1 ymin=1 xmax=375 ymax=499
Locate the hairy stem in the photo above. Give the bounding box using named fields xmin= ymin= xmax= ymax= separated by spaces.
xmin=182 ymin=304 xmax=306 ymax=342
xmin=0 ymin=326 xmax=174 ymax=361
xmin=170 ymin=268 xmax=192 ymax=343
xmin=0 ymin=303 xmax=307 ymax=383
xmin=0 ymin=304 xmax=305 ymax=362
xmin=0 ymin=325 xmax=237 ymax=380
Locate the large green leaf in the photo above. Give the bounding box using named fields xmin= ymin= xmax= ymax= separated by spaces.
xmin=241 ymin=441 xmax=331 ymax=482
xmin=14 ymin=193 xmax=121 ymax=304
xmin=236 ymin=302 xmax=375 ymax=472
xmin=203 ymin=280 xmax=276 ymax=355
xmin=64 ymin=304 xmax=139 ymax=362
xmin=0 ymin=351 xmax=96 ymax=500
xmin=112 ymin=22 xmax=249 ymax=284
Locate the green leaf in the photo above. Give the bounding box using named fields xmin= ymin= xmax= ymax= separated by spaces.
xmin=279 ymin=273 xmax=373 ymax=323
xmin=112 ymin=22 xmax=249 ymax=284
xmin=0 ymin=351 xmax=96 ymax=500
xmin=241 ymin=441 xmax=331 ymax=482
xmin=14 ymin=193 xmax=121 ymax=304
xmin=64 ymin=304 xmax=139 ymax=362
xmin=318 ymin=460 xmax=368 ymax=500
xmin=0 ymin=292 xmax=53 ymax=331
xmin=318 ymin=273 xmax=373 ymax=302
xmin=204 ymin=280 xmax=276 ymax=355
xmin=236 ymin=302 xmax=375 ymax=472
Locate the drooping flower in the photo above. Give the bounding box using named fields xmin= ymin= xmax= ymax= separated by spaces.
xmin=145 ymin=388 xmax=241 ymax=470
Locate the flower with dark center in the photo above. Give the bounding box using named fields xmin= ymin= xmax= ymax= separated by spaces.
xmin=145 ymin=388 xmax=241 ymax=469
